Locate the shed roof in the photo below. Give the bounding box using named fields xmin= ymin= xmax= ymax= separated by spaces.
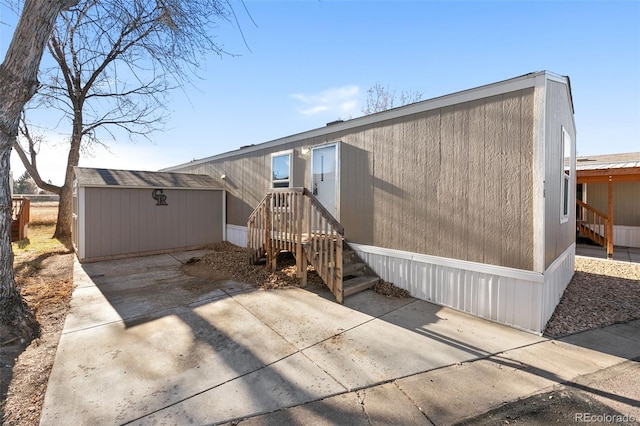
xmin=74 ymin=167 xmax=221 ymax=189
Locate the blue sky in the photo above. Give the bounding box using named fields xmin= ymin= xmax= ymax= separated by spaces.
xmin=2 ymin=0 xmax=639 ymax=185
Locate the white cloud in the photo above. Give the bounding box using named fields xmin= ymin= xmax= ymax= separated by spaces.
xmin=291 ymin=85 xmax=360 ymax=117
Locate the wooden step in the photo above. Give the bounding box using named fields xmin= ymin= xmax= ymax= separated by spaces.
xmin=342 ymin=262 xmax=366 ymax=277
xmin=342 ymin=250 xmax=357 ymax=263
xmin=343 ymin=276 xmax=378 ymax=297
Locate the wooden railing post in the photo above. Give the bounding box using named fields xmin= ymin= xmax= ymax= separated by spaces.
xmin=335 ymin=236 xmax=343 ymax=303
xmin=247 ymin=187 xmax=344 ymax=302
xmin=607 ymin=178 xmax=614 ymax=259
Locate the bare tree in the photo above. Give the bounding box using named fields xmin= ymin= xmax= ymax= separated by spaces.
xmin=361 ymin=83 xmax=423 ymax=115
xmin=0 ymin=0 xmax=78 ymax=341
xmin=14 ymin=0 xmax=234 ymax=238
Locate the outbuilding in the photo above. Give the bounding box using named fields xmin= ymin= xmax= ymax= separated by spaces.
xmin=72 ymin=167 xmax=224 ymax=262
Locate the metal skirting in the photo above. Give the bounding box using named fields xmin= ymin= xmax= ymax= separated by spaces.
xmin=349 ymin=243 xmax=576 ymax=335
xmin=226 ymin=225 xmax=248 ymax=247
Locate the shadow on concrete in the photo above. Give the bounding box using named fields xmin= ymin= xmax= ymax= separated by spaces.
xmin=64 ymin=249 xmax=640 ymax=424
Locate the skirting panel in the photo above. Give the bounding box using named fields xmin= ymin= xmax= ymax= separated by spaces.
xmin=226 ymin=225 xmax=247 ymax=248
xmin=541 ymin=243 xmax=575 ymax=331
xmin=613 ymin=226 xmax=640 ymax=248
xmin=584 ymin=225 xmax=640 ymax=248
xmin=349 ymin=243 xmax=574 ymax=334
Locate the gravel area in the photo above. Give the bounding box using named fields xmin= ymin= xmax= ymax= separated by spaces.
xmin=180 ymin=242 xmax=410 ymax=297
xmin=544 ymin=256 xmax=640 ymax=337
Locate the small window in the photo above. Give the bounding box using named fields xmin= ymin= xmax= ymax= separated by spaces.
xmin=271 ymin=151 xmax=292 ymax=188
xmin=560 ymin=127 xmax=572 ymax=223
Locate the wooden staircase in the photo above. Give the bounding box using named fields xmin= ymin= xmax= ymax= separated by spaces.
xmin=247 ymin=188 xmax=379 ymax=303
xmin=341 ymin=245 xmax=379 ymax=298
xmin=576 ymin=199 xmax=611 ymax=255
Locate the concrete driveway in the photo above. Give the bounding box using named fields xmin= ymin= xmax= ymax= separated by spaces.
xmin=40 ymin=250 xmax=640 ymax=425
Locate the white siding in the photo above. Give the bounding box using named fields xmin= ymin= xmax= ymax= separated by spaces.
xmin=541 ymin=243 xmax=575 ymax=330
xmin=226 ymin=225 xmax=248 ymax=247
xmin=613 ymin=226 xmax=640 ymax=248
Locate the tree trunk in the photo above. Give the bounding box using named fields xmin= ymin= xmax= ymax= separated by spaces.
xmin=0 ymin=142 xmax=36 ymax=340
xmin=53 ymin=110 xmax=83 ymax=239
xmin=0 ymin=0 xmax=77 ymax=339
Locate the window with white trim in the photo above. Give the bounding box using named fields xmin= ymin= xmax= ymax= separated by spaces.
xmin=271 ymin=151 xmax=292 ymax=188
xmin=561 ymin=127 xmax=572 ymax=223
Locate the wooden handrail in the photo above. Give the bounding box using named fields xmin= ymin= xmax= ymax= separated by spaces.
xmin=576 ymin=199 xmax=609 ymax=249
xmin=301 ymin=188 xmax=344 ymax=235
xmin=247 ymin=187 xmax=344 ymax=302
xmin=576 ymin=199 xmax=607 ymax=220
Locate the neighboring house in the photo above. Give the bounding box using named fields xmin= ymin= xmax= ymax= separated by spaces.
xmin=575 ymin=152 xmax=640 ymax=253
xmin=165 ymin=71 xmax=576 ymax=334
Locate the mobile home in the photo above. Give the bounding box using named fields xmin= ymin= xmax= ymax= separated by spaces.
xmin=166 ymin=71 xmax=576 ymax=334
xmin=575 ymin=152 xmax=640 ymax=253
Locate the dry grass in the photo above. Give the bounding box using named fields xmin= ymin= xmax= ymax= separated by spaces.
xmin=28 ymin=202 xmax=58 ymax=226
xmin=2 ymin=215 xmax=74 ymax=426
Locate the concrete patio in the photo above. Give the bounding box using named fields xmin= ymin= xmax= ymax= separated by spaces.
xmin=40 ymin=250 xmax=640 ymax=425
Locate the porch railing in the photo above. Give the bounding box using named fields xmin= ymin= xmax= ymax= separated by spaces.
xmin=11 ymin=197 xmax=30 ymax=242
xmin=576 ymin=199 xmax=609 ymax=249
xmin=247 ymin=187 xmax=345 ymax=302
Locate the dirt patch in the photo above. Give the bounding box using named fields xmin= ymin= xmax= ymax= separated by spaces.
xmin=1 ymin=222 xmax=74 ymax=426
xmin=373 ymin=280 xmax=411 ymax=298
xmin=180 ymin=242 xmax=326 ymax=290
xmin=180 ymin=242 xmax=410 ymax=298
xmin=456 ymin=387 xmax=633 ymax=425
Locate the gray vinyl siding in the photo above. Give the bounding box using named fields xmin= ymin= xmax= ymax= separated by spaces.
xmin=544 ymin=80 xmax=576 ymax=268
xmin=83 ymin=187 xmax=222 ymax=259
xmin=339 ymin=89 xmax=535 ymax=270
xmin=173 ymin=88 xmax=536 ymax=271
xmin=586 ymin=182 xmax=640 ymax=226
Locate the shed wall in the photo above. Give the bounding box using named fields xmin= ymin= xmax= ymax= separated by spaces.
xmin=172 ymin=89 xmax=536 ymax=271
xmin=83 ymin=187 xmax=223 ymax=260
xmin=543 ymin=80 xmax=576 ymax=268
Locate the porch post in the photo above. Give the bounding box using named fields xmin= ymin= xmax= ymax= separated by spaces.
xmin=265 ymin=194 xmax=273 ymax=270
xmin=607 ymin=177 xmax=614 ymax=259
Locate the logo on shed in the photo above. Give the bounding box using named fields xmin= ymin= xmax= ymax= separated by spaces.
xmin=152 ymin=189 xmax=168 ymax=206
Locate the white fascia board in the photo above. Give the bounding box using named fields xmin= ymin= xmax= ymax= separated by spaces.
xmin=163 ymin=72 xmax=549 ymax=171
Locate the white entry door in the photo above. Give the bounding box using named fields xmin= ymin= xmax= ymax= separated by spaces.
xmin=311 ymin=144 xmax=338 ymax=219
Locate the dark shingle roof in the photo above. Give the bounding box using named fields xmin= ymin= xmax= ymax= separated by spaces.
xmin=74 ymin=167 xmax=220 ymax=189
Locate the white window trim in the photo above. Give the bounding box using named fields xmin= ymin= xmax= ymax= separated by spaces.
xmin=560 ymin=127 xmax=572 ymax=224
xmin=270 ymin=149 xmax=293 ymax=188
